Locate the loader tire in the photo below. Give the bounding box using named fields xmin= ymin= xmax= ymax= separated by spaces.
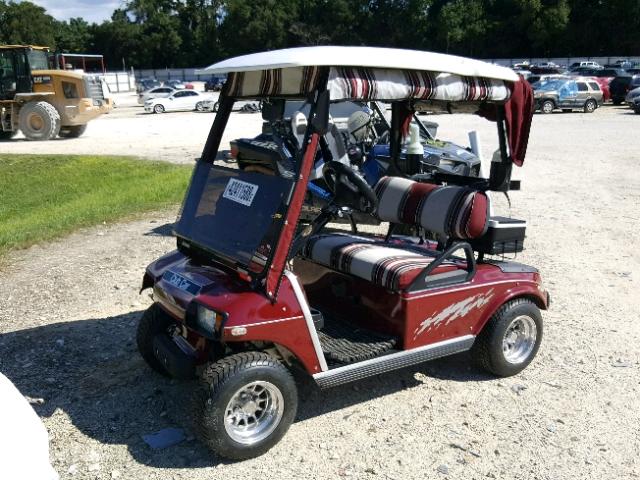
xmin=19 ymin=101 xmax=60 ymax=140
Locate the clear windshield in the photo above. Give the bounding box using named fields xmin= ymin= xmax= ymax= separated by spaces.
xmin=175 ymin=162 xmax=294 ymax=273
xmin=175 ymin=98 xmax=301 ymax=273
xmin=27 ymin=50 xmax=50 ymax=70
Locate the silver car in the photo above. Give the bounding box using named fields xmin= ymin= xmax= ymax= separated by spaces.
xmin=137 ymin=86 xmax=176 ymax=105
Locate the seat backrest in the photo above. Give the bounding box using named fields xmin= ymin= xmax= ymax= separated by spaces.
xmin=374 ymin=176 xmax=489 ymax=240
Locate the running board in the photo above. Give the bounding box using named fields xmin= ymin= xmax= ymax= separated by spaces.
xmin=312 ymin=335 xmax=475 ymax=389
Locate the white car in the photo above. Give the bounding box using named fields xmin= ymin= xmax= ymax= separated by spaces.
xmin=137 ymin=86 xmax=176 ymax=105
xmin=144 ymin=90 xmax=213 ymax=113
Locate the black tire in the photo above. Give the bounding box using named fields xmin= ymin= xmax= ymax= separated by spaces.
xmin=613 ymin=100 xmax=622 ymax=106
xmin=584 ymin=99 xmax=597 ymax=113
xmin=18 ymin=101 xmax=60 ymax=140
xmin=540 ymin=100 xmax=555 ymax=114
xmin=194 ymin=352 xmax=298 ymax=460
xmin=212 ymin=101 xmax=219 ymax=113
xmin=195 ymin=102 xmax=205 ymax=112
xmin=153 ymin=104 xmax=165 ymax=114
xmin=58 ymin=124 xmax=87 ymax=138
xmin=472 ymin=298 xmax=543 ymax=377
xmin=0 ymin=129 xmax=17 ymax=140
xmin=136 ymin=303 xmax=176 ymax=376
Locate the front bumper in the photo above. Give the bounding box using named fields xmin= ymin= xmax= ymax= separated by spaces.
xmin=62 ymin=99 xmax=111 ymax=125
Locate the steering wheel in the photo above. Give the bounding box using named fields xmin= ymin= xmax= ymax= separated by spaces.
xmin=322 ymin=161 xmax=378 ymax=214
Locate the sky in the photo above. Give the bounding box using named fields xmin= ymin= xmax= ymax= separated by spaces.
xmin=28 ymin=0 xmax=123 ymax=24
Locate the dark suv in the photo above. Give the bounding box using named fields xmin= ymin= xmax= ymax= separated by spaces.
xmin=609 ymin=75 xmax=640 ymax=104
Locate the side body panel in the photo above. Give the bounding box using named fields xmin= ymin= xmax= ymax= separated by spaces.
xmin=294 ymin=257 xmax=547 ymax=350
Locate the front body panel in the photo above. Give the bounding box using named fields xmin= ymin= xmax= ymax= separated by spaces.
xmin=144 ymin=250 xmax=324 ymax=373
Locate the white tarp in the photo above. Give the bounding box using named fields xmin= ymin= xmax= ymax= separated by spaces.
xmin=0 ymin=372 xmax=59 ymax=480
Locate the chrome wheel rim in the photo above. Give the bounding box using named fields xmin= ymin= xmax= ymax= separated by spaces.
xmin=502 ymin=315 xmax=537 ymax=364
xmin=224 ymin=381 xmax=284 ymax=445
xmin=586 ymin=101 xmax=595 ymax=112
xmin=542 ymin=102 xmax=553 ymax=113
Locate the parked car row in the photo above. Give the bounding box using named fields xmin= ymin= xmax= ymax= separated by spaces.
xmin=135 ymin=78 xmax=194 ymax=94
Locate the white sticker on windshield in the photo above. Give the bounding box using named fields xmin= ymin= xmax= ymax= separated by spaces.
xmin=223 ymin=178 xmax=259 ymax=206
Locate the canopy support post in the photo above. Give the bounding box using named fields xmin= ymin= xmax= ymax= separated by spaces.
xmin=489 ymin=107 xmax=513 ymax=192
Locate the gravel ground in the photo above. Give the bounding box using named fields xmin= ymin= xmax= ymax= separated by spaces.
xmin=1 ymin=104 xmax=639 ymax=479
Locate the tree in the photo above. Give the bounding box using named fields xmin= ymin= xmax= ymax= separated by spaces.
xmin=0 ymin=1 xmax=57 ymax=47
xmin=55 ymin=18 xmax=92 ymax=53
xmin=434 ymin=0 xmax=486 ymax=54
xmin=220 ymin=0 xmax=300 ymax=57
xmin=90 ymin=9 xmax=143 ymax=70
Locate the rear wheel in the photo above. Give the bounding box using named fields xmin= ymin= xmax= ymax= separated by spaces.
xmin=584 ymin=99 xmax=597 ymax=113
xmin=195 ymin=102 xmax=205 ymax=112
xmin=18 ymin=101 xmax=60 ymax=140
xmin=136 ymin=303 xmax=176 ymax=376
xmin=212 ymin=101 xmax=220 ymax=113
xmin=194 ymin=352 xmax=297 ymax=460
xmin=472 ymin=298 xmax=543 ymax=377
xmin=58 ymin=124 xmax=87 ymax=138
xmin=541 ymin=100 xmax=555 ymax=114
xmin=153 ymin=104 xmax=165 ymax=114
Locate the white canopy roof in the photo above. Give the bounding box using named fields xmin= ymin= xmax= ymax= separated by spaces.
xmin=199 ymin=46 xmax=519 ymax=82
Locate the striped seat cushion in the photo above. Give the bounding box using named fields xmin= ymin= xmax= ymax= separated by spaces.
xmin=303 ymin=233 xmax=445 ymax=291
xmin=374 ymin=177 xmax=489 ymax=240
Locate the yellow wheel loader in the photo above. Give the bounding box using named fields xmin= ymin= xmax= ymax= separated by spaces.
xmin=0 ymin=45 xmax=112 ymax=141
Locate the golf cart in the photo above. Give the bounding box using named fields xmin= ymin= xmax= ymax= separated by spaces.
xmin=138 ymin=46 xmax=547 ymax=460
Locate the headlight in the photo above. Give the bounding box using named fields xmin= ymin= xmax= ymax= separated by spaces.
xmin=186 ymin=303 xmax=226 ymax=338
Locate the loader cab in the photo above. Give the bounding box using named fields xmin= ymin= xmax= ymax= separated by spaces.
xmin=0 ymin=46 xmax=51 ymax=100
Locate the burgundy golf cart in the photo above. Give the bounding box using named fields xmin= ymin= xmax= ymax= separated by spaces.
xmin=138 ymin=46 xmax=548 ymax=460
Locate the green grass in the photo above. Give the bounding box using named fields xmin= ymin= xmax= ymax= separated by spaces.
xmin=0 ymin=154 xmax=191 ymax=256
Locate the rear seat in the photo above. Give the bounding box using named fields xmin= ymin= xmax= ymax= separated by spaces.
xmin=303 ymin=177 xmax=489 ymax=291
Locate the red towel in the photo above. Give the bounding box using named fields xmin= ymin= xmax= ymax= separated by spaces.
xmin=478 ymin=76 xmax=534 ymax=166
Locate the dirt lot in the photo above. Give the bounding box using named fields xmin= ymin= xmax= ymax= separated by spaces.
xmin=1 ymin=102 xmax=639 ymax=480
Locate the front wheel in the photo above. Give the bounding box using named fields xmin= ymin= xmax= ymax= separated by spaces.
xmin=584 ymin=99 xmax=597 ymax=113
xmin=153 ymin=104 xmax=165 ymax=114
xmin=541 ymin=100 xmax=555 ymax=114
xmin=195 ymin=102 xmax=205 ymax=112
xmin=472 ymin=298 xmax=543 ymax=377
xmin=136 ymin=303 xmax=176 ymax=376
xmin=18 ymin=101 xmax=61 ymax=140
xmin=194 ymin=352 xmax=298 ymax=460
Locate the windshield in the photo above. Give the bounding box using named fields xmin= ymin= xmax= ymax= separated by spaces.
xmin=535 ymin=80 xmax=567 ymax=91
xmin=27 ymin=50 xmax=50 ymax=70
xmin=175 ymin=162 xmax=294 ymax=273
